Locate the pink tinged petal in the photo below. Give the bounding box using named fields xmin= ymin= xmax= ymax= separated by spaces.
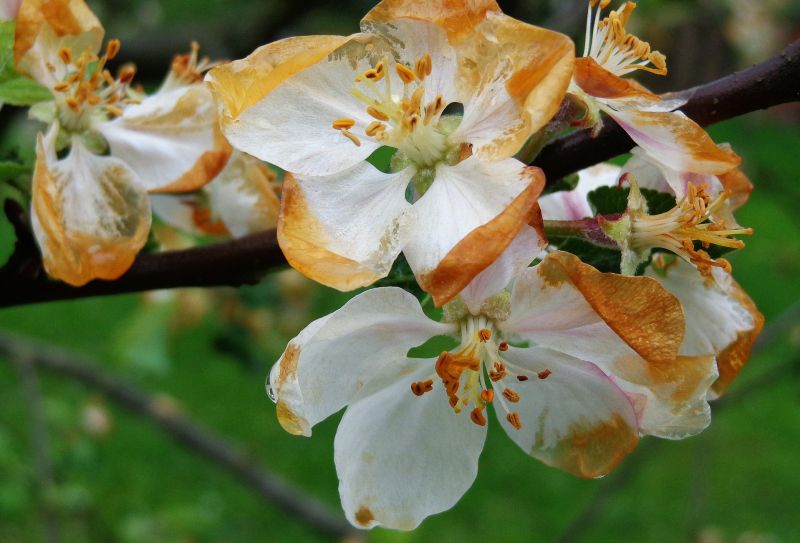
xmin=623 ymin=146 xmax=721 ymax=201
xmin=221 ymin=35 xmax=388 ymax=177
xmin=268 ymin=287 xmax=455 ymax=437
xmin=278 ymin=162 xmax=416 ymax=291
xmin=538 ymin=163 xmax=621 ymax=221
xmin=403 ymin=156 xmax=540 ymax=300
xmin=96 ymin=85 xmax=231 ymax=193
xmin=31 ymin=130 xmax=151 ymax=286
xmin=646 ymin=259 xmax=764 ymax=399
xmin=459 ymin=225 xmax=541 ymax=314
xmin=605 ymin=108 xmax=741 ymax=176
xmin=0 ymin=0 xmax=21 ymax=20
xmin=335 ymin=362 xmax=485 ymax=530
xmin=496 ymin=346 xmax=639 ymax=478
xmin=500 ymin=252 xmax=715 ymax=439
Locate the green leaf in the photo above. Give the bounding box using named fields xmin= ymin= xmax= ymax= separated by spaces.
xmin=0 ymin=183 xmax=24 ymax=268
xmin=550 ymin=237 xmax=622 ymax=273
xmin=587 ymin=185 xmax=676 ymax=216
xmin=587 ymin=185 xmax=630 ymax=215
xmin=0 ymin=20 xmax=53 ymax=106
xmin=542 ymin=173 xmax=580 ymax=195
xmin=373 ymin=253 xmax=425 ymax=298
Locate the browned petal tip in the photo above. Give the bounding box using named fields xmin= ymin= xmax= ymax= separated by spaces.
xmin=421 ymin=167 xmax=545 ymax=307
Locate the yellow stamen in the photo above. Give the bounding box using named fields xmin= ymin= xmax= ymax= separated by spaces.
xmin=332 ymin=118 xmax=356 ymax=130
xmin=366 ymin=106 xmax=389 ymax=121
xmin=339 ymin=129 xmax=361 ymax=147
xmin=395 ymin=64 xmax=416 ymax=84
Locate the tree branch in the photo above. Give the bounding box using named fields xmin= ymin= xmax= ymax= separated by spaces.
xmin=0 ymin=41 xmax=797 ymax=308
xmin=0 ymin=332 xmax=360 ymax=542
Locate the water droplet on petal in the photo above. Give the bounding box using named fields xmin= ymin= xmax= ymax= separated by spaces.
xmin=265 ymin=367 xmax=278 ymax=404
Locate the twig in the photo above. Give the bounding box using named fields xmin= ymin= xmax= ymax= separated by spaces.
xmin=0 ymin=332 xmax=361 ymax=542
xmin=0 ymin=41 xmax=798 ymax=308
xmin=12 ymin=348 xmax=60 ymax=543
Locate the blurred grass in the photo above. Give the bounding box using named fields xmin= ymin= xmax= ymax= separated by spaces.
xmin=0 ymin=115 xmax=798 ymax=543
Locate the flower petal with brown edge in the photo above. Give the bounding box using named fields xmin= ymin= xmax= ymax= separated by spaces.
xmin=277 ymin=165 xmax=415 ymax=292
xmin=711 ymin=280 xmax=764 ymax=398
xmin=31 ymin=131 xmax=151 ymax=286
xmin=413 ymin=163 xmax=545 ymax=308
xmin=96 ymin=85 xmax=231 ymax=194
xmin=15 ymin=0 xmax=103 ymax=86
xmin=452 ymin=12 xmax=575 ymax=160
xmin=535 ymin=251 xmax=686 ymax=365
xmin=607 ymin=108 xmax=742 ymax=176
xmin=574 ymin=57 xmax=659 ymax=100
xmin=208 ymin=34 xmax=392 ymax=177
xmin=361 ymin=0 xmax=501 ymax=45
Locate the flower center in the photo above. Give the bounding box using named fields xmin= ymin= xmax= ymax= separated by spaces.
xmin=630 ymin=183 xmax=753 ymax=277
xmin=583 ymin=0 xmax=666 ymax=77
xmin=331 ymin=53 xmax=456 ymax=168
xmin=410 ymin=316 xmax=552 ymax=430
xmin=50 ymin=40 xmax=137 ymax=135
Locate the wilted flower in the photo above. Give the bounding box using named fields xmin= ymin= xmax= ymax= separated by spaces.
xmin=151 ymin=151 xmax=281 ymax=239
xmin=15 ymin=0 xmax=230 ymax=285
xmin=268 ymin=233 xmax=716 ymax=529
xmin=208 ymin=0 xmax=576 ymax=305
xmin=539 ymin=165 xmax=763 ymax=396
xmin=569 ymin=0 xmax=740 ymax=177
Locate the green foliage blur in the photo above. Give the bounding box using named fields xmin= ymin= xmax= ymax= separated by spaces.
xmin=0 ymin=1 xmax=799 ymax=542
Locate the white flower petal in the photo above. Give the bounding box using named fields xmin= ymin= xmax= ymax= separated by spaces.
xmin=646 ymin=259 xmax=763 ymax=398
xmin=335 ymin=361 xmax=485 ymax=530
xmin=495 ymin=346 xmax=639 ymax=478
xmin=207 ymin=152 xmax=280 ymax=237
xmin=268 ymin=287 xmax=455 ymax=436
xmin=361 ymin=17 xmax=459 ymax=108
xmin=224 ymin=37 xmax=388 ymax=177
xmin=97 ymin=85 xmax=230 ymax=193
xmin=278 ymin=162 xmax=416 ymax=291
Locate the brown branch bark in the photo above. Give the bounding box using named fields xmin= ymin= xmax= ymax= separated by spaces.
xmin=0 ymin=331 xmax=361 ymax=542
xmin=0 ymin=41 xmax=797 ymax=309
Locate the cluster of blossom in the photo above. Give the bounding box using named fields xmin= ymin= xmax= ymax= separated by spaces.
xmin=7 ymin=0 xmax=763 ymax=531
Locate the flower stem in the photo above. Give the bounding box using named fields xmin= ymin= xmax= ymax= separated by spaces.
xmin=544 ymin=217 xmax=620 ymax=249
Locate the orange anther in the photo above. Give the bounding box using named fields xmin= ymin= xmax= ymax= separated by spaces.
xmin=537 ymin=369 xmax=552 ymax=380
xmin=58 ymin=47 xmax=72 ymax=65
xmin=395 ymin=64 xmax=416 ymax=84
xmin=478 ymin=328 xmax=492 ymax=342
xmin=366 ymin=106 xmax=389 ymax=121
xmin=489 ymin=361 xmax=506 ymax=382
xmin=480 ymin=389 xmax=494 ymax=404
xmin=507 ymin=412 xmax=522 ymax=430
xmin=410 ymin=380 xmax=434 ymax=396
xmin=470 ymin=408 xmax=487 ymax=426
xmin=339 ymin=129 xmax=361 ymax=147
xmin=498 ymin=341 xmax=509 ymax=352
xmin=502 ymin=388 xmax=520 ymax=403
xmin=105 ymin=39 xmax=121 ymax=60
